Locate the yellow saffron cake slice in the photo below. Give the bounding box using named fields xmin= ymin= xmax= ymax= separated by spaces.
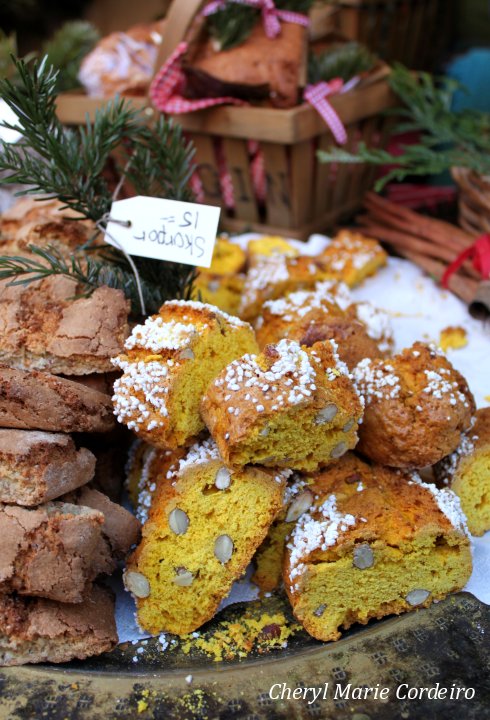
xmin=252 ymin=474 xmax=313 ymax=593
xmin=201 ymin=338 xmax=363 ymax=472
xmin=124 ymin=438 xmax=288 ymax=636
xmin=434 ymin=407 xmax=490 ymax=536
xmin=319 ymin=230 xmax=387 ymax=287
xmin=283 ymin=454 xmax=472 ymax=642
xmin=112 ymin=300 xmax=258 ymax=450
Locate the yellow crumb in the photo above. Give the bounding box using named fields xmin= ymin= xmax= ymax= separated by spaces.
xmin=137 ymin=700 xmax=149 ymax=713
xmin=439 ymin=326 xmax=468 ymax=352
xmin=180 ymin=611 xmax=301 ymax=662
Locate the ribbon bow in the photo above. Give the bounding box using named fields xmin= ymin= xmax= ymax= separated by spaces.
xmin=303 ymin=79 xmax=348 ymax=145
xmin=202 ymin=0 xmax=309 ymax=39
xmin=442 ymin=234 xmax=490 ymax=289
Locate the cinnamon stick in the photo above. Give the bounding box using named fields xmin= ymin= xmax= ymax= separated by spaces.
xmin=358 ymin=222 xmax=480 ymax=280
xmin=364 ymin=193 xmax=476 ymax=249
xmin=402 ymin=251 xmax=478 ymax=305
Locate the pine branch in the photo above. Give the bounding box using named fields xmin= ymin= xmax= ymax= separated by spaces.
xmin=206 ymin=0 xmax=314 ymax=51
xmin=0 ymin=56 xmax=198 ymax=315
xmin=42 ymin=21 xmax=100 ymax=93
xmin=0 ymin=57 xmax=143 ymax=220
xmin=207 ymin=5 xmax=258 ymax=51
xmin=123 ymin=117 xmax=196 ymax=202
xmin=317 ymin=64 xmax=490 ymax=184
xmin=308 ymin=42 xmax=376 ymax=84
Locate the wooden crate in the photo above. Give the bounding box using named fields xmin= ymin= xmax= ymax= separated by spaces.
xmin=323 ymin=0 xmax=450 ymax=70
xmin=57 ymin=68 xmax=395 ymax=239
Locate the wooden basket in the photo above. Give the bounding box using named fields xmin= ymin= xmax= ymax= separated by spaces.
xmin=452 ymin=167 xmax=490 ymax=236
xmin=320 ymin=0 xmax=450 ymax=70
xmin=56 ymin=0 xmax=397 ymax=239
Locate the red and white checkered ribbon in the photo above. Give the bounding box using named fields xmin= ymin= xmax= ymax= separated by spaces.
xmin=303 ymin=78 xmax=349 ymax=145
xmin=202 ymin=0 xmax=309 ymax=39
xmin=150 ymin=41 xmax=247 ymax=113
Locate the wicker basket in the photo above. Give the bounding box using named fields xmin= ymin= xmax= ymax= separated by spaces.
xmin=320 ymin=0 xmax=450 ymax=70
xmin=452 ymin=167 xmax=490 ymax=236
xmin=56 ymin=0 xmax=397 ymax=239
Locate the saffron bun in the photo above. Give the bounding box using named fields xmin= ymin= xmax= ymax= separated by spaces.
xmin=353 ymin=342 xmax=475 ymax=468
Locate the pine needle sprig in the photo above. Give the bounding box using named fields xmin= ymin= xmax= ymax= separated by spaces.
xmin=317 ymin=64 xmax=490 ymax=189
xmin=123 ymin=116 xmax=196 ymax=202
xmin=308 ymin=42 xmax=376 ymax=85
xmin=206 ymin=0 xmax=315 ymax=51
xmin=42 ymin=21 xmax=100 ymax=93
xmin=0 ymin=55 xmax=199 ymax=315
xmin=0 ymin=57 xmax=143 ymax=220
xmin=207 ymin=5 xmax=258 ymax=51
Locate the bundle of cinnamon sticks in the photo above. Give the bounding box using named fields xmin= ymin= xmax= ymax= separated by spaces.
xmin=357 ymin=193 xmax=479 ymax=305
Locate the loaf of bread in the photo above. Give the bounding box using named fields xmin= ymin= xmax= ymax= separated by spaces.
xmin=185 ymin=21 xmax=306 ymax=108
xmin=112 ymin=300 xmax=258 ymax=449
xmin=353 ymin=342 xmax=475 ymax=467
xmin=201 ymin=338 xmax=363 ymax=472
xmin=124 ymin=438 xmax=287 ymax=635
xmin=434 ymin=407 xmax=490 ymax=536
xmin=284 ymin=454 xmax=472 ymax=642
xmin=0 ymin=585 xmax=117 ymax=666
xmin=79 ymin=20 xmax=166 ymax=97
xmin=0 ymin=429 xmax=95 ymax=505
xmin=0 ymin=502 xmax=103 ymax=602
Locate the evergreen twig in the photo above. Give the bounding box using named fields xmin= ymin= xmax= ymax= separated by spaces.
xmin=206 ymin=0 xmax=314 ymax=51
xmin=0 ymin=56 xmax=198 ymax=315
xmin=317 ymin=64 xmax=490 ymax=189
xmin=308 ymin=42 xmax=376 ymax=84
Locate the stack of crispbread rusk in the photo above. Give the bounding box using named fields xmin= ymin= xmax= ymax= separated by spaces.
xmin=0 ymin=209 xmax=140 ymax=666
xmin=119 ymin=236 xmax=476 ymax=646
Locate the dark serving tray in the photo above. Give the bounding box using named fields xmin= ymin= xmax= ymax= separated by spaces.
xmin=1 ymin=592 xmax=489 ymax=719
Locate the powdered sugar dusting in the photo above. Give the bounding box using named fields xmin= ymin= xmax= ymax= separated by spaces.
xmin=214 ymin=339 xmax=332 ymax=414
xmin=354 ymin=302 xmax=394 ymax=353
xmin=112 ymin=359 xmax=172 ymax=432
xmin=125 ymin=316 xmax=198 ymax=352
xmin=262 ymin=281 xmax=351 ymax=322
xmin=353 ymin=358 xmax=401 ymax=403
xmin=168 ymin=438 xmax=221 ymax=479
xmin=436 ymin=432 xmax=477 ymax=485
xmin=287 ymin=494 xmax=356 ymax=591
xmin=164 ymin=299 xmax=248 ymax=328
xmin=408 ymin=471 xmax=469 ymax=535
xmin=240 ymin=256 xmax=289 ymax=313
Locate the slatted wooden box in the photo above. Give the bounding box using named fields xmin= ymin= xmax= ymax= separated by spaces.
xmin=57 ymin=68 xmax=394 ymax=239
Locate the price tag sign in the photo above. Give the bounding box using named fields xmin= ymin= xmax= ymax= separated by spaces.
xmin=105 ymin=196 xmax=221 ymax=268
xmin=0 ymin=100 xmax=22 ymax=144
